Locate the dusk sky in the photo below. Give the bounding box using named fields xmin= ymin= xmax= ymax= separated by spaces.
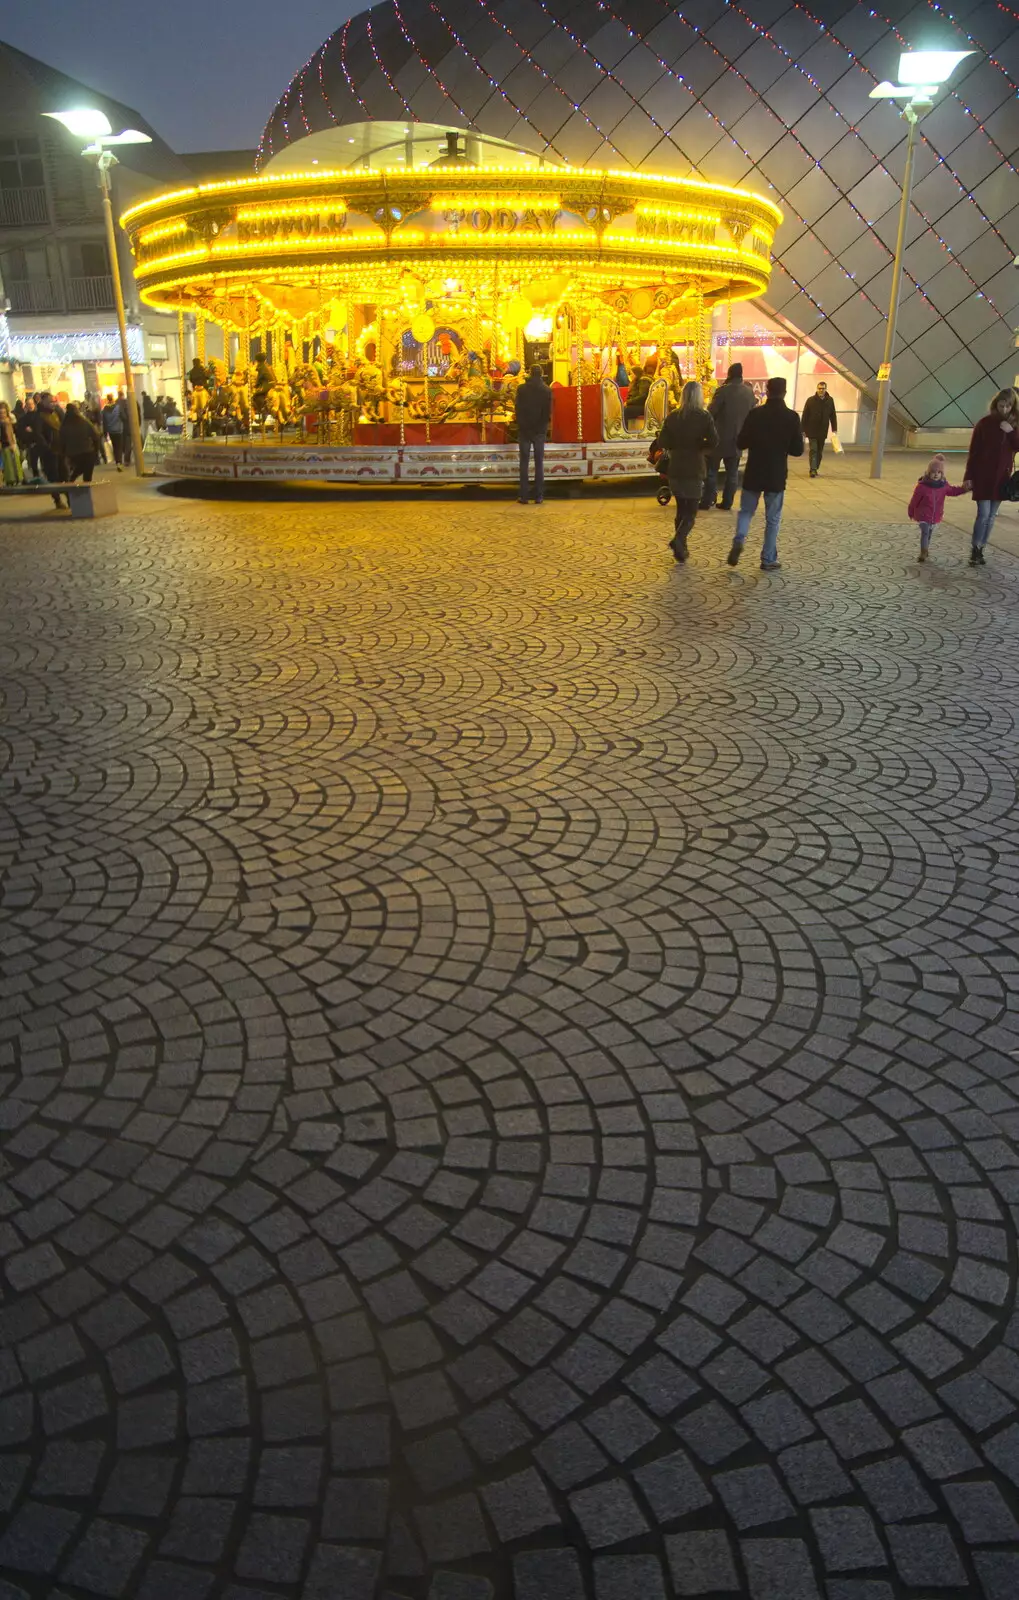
xmin=2 ymin=1 xmax=361 ymax=153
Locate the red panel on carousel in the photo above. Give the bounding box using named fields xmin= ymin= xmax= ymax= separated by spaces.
xmin=551 ymin=384 xmax=602 ymax=443
xmin=353 ymin=423 xmax=509 ymax=446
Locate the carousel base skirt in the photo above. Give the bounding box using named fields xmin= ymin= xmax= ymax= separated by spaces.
xmin=154 ymin=439 xmax=656 ymax=486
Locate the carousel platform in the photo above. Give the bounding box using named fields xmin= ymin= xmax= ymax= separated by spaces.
xmin=153 ymin=437 xmax=656 ymax=486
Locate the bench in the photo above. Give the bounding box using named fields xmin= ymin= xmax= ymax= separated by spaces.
xmin=11 ymin=481 xmax=119 ymax=518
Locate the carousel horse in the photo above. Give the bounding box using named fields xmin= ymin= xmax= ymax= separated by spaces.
xmin=251 ymin=358 xmax=292 ymax=437
xmin=356 ymin=359 xmax=385 ymax=422
xmin=443 ymin=353 xmax=492 ymax=424
xmin=226 ymin=363 xmax=252 ymax=433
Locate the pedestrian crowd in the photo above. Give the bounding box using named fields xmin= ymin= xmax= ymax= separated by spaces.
xmin=637 ymin=366 xmax=1018 ymax=572
xmin=0 ymin=389 xmax=177 ymax=507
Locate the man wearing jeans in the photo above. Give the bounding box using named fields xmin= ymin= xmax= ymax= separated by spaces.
xmin=515 ymin=365 xmax=552 ymax=504
xmin=727 ymin=376 xmax=804 ymax=571
xmin=801 ymin=380 xmax=837 ymax=476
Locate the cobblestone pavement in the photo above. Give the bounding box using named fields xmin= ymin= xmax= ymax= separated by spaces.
xmin=1 ymin=478 xmax=1019 ymax=1600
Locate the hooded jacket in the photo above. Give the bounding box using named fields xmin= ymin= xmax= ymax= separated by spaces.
xmin=907 ymin=474 xmax=968 ymax=525
xmin=60 ymin=412 xmax=101 ymax=459
xmin=737 ymin=396 xmax=804 ymax=492
xmin=655 ymin=405 xmax=718 ymax=500
xmin=707 ymin=364 xmax=756 ymax=456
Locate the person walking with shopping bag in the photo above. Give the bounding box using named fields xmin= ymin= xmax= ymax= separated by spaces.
xmin=801 ymin=381 xmax=837 ymax=476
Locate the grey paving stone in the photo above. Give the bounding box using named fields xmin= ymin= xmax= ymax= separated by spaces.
xmin=60 ymin=1519 xmax=150 ymax=1596
xmin=715 ymin=1464 xmax=795 ymax=1529
xmin=885 ymin=1522 xmax=967 ymax=1588
xmin=665 ymin=1529 xmax=739 ymax=1594
xmin=569 ymin=1480 xmax=649 ymax=1548
xmin=0 ymin=1502 xmax=81 ymax=1574
xmin=481 ymin=1468 xmax=559 ymax=1541
xmin=593 ymin=1554 xmax=668 ymax=1600
xmin=741 ymin=1537 xmax=822 ymax=1599
xmin=809 ymin=1506 xmax=886 ymax=1571
xmin=4 ymin=476 xmax=1019 ymax=1600
xmin=854 ymin=1457 xmax=937 ymax=1521
xmin=513 ymin=1548 xmax=585 ymax=1600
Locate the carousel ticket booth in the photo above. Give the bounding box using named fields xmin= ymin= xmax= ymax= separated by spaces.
xmin=121 ymin=163 xmax=780 ymax=484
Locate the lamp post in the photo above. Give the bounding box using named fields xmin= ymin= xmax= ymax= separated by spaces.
xmin=43 ymin=109 xmax=151 ymax=479
xmin=868 ymin=50 xmax=974 ymax=479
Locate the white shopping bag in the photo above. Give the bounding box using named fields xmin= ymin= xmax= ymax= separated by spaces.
xmin=830 ymin=434 xmax=843 ymax=454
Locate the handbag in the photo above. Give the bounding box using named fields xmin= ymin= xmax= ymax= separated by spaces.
xmin=830 ymin=434 xmax=843 ymax=454
xmin=1000 ymin=470 xmax=1019 ymax=502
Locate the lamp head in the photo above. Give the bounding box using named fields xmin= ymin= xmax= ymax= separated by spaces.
xmin=43 ymin=107 xmax=113 ymax=138
xmin=897 ymin=50 xmax=973 ymax=86
xmin=43 ymin=110 xmax=151 ymax=148
xmin=869 ymin=81 xmax=938 ymax=99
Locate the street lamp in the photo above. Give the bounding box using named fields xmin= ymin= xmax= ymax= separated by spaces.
xmin=868 ymin=50 xmax=974 ymax=479
xmin=42 ymin=108 xmax=151 ymax=479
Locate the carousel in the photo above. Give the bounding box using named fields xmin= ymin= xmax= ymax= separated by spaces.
xmin=122 ymin=155 xmax=781 ymax=485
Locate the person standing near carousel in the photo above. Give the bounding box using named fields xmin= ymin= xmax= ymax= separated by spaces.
xmin=515 ymin=364 xmax=553 ymax=505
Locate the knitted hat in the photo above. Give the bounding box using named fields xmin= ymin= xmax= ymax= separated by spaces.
xmin=927 ymin=453 xmax=946 ymax=474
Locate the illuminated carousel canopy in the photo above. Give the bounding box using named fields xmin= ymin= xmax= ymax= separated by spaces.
xmin=122 ymin=162 xmax=781 ymax=337
xmin=124 ymin=146 xmax=781 ymax=484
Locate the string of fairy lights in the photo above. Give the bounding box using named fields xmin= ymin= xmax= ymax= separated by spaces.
xmin=255 ymin=1 xmax=1015 ymax=424
xmin=525 ymin=0 xmax=1009 ymax=345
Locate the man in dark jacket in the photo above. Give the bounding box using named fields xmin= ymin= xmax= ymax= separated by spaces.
xmin=801 ymin=380 xmax=837 ymax=476
xmin=701 ymin=362 xmax=756 ymax=510
xmin=515 ymin=364 xmax=553 ymax=504
xmin=727 ymin=376 xmax=803 ymax=571
xmin=25 ymin=393 xmax=67 ymax=508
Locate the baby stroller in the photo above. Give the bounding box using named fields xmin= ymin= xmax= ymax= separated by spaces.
xmin=648 ymin=437 xmax=671 ymax=505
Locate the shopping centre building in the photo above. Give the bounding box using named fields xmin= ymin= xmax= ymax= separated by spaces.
xmin=253 ymin=0 xmax=1016 ymax=445
xmin=2 ymin=2 xmax=1015 ymax=474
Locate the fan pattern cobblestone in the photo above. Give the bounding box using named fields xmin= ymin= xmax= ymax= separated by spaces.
xmin=1 ymin=491 xmax=1019 ymax=1599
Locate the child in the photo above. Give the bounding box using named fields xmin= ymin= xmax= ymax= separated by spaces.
xmin=907 ymin=454 xmax=970 ymax=561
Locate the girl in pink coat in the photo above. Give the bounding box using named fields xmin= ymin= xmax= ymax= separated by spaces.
xmin=907 ymin=455 xmax=970 ymax=562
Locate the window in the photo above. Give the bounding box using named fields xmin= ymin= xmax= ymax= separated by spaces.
xmin=66 ymin=241 xmax=110 ymax=278
xmin=1 ymin=246 xmax=48 ymax=281
xmin=0 ymin=137 xmax=44 ymax=191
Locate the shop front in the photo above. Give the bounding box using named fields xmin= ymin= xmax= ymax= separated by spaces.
xmin=0 ymin=323 xmax=178 ymax=411
xmin=714 ymin=301 xmax=867 ymax=445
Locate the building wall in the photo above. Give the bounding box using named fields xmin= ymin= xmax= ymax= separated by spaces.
xmin=260 ymin=0 xmax=1019 ymax=429
xmin=0 ymin=44 xmax=196 ymax=405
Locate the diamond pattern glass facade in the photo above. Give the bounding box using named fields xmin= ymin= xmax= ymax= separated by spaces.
xmin=260 ymin=2 xmax=1018 ymax=428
